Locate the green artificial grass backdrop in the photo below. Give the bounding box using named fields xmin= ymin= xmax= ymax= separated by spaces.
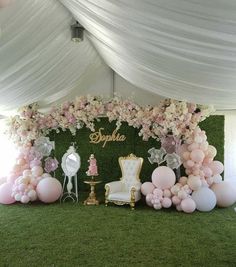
xmin=49 ymin=115 xmax=224 ymax=194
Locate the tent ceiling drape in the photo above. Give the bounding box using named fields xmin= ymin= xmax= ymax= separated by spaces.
xmin=0 ymin=0 xmax=109 ymax=114
xmin=1 ymin=0 xmax=236 ymax=113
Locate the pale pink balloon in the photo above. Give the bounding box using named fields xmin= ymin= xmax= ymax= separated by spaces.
xmin=206 ymin=177 xmax=214 ymax=186
xmin=190 ymin=149 xmax=205 ymax=163
xmin=186 ymin=160 xmax=195 ymax=168
xmin=23 ymin=170 xmax=32 ymax=177
xmin=0 ymin=183 xmax=15 ymax=204
xmin=151 ymin=166 xmax=176 ymax=190
xmin=178 ymin=190 xmax=188 ymax=200
xmin=153 ymin=188 xmax=163 ymax=197
xmin=187 ymin=175 xmax=202 ymax=191
xmin=162 ymin=197 xmax=172 ymax=208
xmin=211 ymin=181 xmax=235 ymax=207
xmin=146 ymin=198 xmax=153 ymax=207
xmin=176 ymin=204 xmax=182 ymax=211
xmin=179 ymin=144 xmax=188 ymax=155
xmin=201 ymin=166 xmax=213 ymax=178
xmin=13 ymin=164 xmax=21 ymax=173
xmin=209 ymin=161 xmax=224 ymax=175
xmin=141 ymin=182 xmax=155 ymax=196
xmin=36 ymin=178 xmax=62 ymax=203
xmin=194 ymin=136 xmax=203 ymax=144
xmin=203 ymin=157 xmax=213 ymax=165
xmin=21 ymin=195 xmax=30 ymax=204
xmin=18 ymin=184 xmax=27 ymax=192
xmin=163 ymin=189 xmax=172 ymax=198
xmin=182 ymin=151 xmax=190 ymax=161
xmin=207 ymin=145 xmax=217 ymax=158
xmin=192 ymin=169 xmax=200 ymax=176
xmin=188 ymin=143 xmax=199 ymax=152
xmin=172 ymin=196 xmax=181 ymax=205
xmin=181 ymin=198 xmax=196 ymax=213
xmin=153 ymin=203 xmax=162 ymax=210
xmin=200 ymin=142 xmax=208 ymax=151
xmin=17 ymin=158 xmax=26 ymax=166
xmin=146 ymin=193 xmax=153 ymax=202
xmin=179 ymin=176 xmax=188 ymax=186
xmin=31 ymin=166 xmax=44 ymax=177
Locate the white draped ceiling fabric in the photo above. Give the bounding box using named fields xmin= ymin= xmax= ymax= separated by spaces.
xmin=0 ymin=0 xmax=236 ymax=112
xmin=0 ymin=0 xmax=108 ymax=114
xmin=61 ymin=0 xmax=236 ymax=110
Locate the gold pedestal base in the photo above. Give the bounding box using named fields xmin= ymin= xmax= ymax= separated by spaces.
xmin=84 ymin=198 xmax=99 ymax=205
xmin=83 ymin=179 xmax=102 ymax=206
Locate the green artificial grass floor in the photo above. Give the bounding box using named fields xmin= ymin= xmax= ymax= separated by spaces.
xmin=0 ymin=198 xmax=236 ymax=267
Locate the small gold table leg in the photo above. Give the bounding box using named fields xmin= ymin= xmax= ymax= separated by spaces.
xmin=84 ymin=180 xmax=102 ymax=205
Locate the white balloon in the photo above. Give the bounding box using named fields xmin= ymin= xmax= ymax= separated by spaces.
xmin=192 ymin=187 xmax=216 ymax=212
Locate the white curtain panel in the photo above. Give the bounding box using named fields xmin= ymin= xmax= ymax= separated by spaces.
xmin=60 ymin=0 xmax=236 ymax=110
xmin=0 ymin=0 xmax=107 ymax=114
xmin=224 ymin=114 xmax=236 ymax=181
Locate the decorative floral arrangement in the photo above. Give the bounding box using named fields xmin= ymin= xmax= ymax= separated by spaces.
xmin=6 ymin=96 xmax=214 ymax=146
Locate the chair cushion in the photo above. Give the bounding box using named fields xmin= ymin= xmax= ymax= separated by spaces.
xmin=108 ymin=192 xmax=131 ymax=202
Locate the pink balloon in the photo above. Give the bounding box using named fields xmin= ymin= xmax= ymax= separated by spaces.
xmin=211 ymin=181 xmax=235 ymax=207
xmin=201 ymin=166 xmax=213 ymax=178
xmin=31 ymin=166 xmax=44 ymax=177
xmin=162 ymin=197 xmax=172 ymax=208
xmin=17 ymin=158 xmax=26 ymax=166
xmin=179 ymin=176 xmax=188 ymax=186
xmin=23 ymin=169 xmax=32 ymax=177
xmin=203 ymin=157 xmax=213 ymax=165
xmin=163 ymin=189 xmax=172 ymax=198
xmin=172 ymin=196 xmax=181 ymax=205
xmin=209 ymin=161 xmax=224 ymax=175
xmin=141 ymin=182 xmax=155 ymax=196
xmin=181 ymin=198 xmax=196 ymax=213
xmin=182 ymin=151 xmax=190 ymax=161
xmin=187 ymin=175 xmax=202 ymax=191
xmin=21 ymin=195 xmax=30 ymax=204
xmin=190 ymin=149 xmax=205 ymax=163
xmin=13 ymin=164 xmax=21 ymax=173
xmin=153 ymin=188 xmax=163 ymax=197
xmin=36 ymin=178 xmax=62 ymax=203
xmin=146 ymin=193 xmax=153 ymax=202
xmin=188 ymin=143 xmax=199 ymax=152
xmin=146 ymin=198 xmax=153 ymax=207
xmin=0 ymin=183 xmax=15 ymax=204
xmin=207 ymin=145 xmax=217 ymax=158
xmin=186 ymin=160 xmax=195 ymax=168
xmin=151 ymin=166 xmax=176 ymax=190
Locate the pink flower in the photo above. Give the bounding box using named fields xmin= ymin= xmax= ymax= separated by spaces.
xmin=44 ymin=157 xmax=59 ymax=173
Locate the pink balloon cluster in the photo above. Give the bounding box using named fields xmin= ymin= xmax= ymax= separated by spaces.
xmin=141 ymin=168 xmax=197 ymax=213
xmin=180 ymin=127 xmax=224 ymax=189
xmin=0 ymin=143 xmax=62 ymax=205
xmin=7 ymin=143 xmax=43 ymax=184
xmin=11 ymin=167 xmax=50 ymax=203
xmin=170 ymin=177 xmax=196 ymax=213
xmin=141 ymin=166 xmax=175 ymax=210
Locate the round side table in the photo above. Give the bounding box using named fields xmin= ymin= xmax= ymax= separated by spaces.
xmin=83 ymin=180 xmax=102 ymax=205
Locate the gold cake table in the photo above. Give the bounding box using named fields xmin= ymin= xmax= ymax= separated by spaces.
xmin=83 ymin=179 xmax=102 ymax=205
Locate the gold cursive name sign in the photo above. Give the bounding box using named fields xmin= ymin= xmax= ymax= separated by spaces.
xmin=89 ymin=128 xmax=126 ymax=148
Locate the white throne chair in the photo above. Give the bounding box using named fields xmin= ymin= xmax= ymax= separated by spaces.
xmin=105 ymin=154 xmax=143 ymax=210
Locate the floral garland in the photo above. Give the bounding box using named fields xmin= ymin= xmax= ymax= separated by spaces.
xmin=7 ymin=95 xmax=214 ymax=146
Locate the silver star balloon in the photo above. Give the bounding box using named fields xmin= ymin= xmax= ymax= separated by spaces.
xmin=34 ymin=136 xmax=54 ymax=157
xmin=148 ymin=147 xmax=166 ymax=165
xmin=164 ymin=153 xmax=182 ymax=169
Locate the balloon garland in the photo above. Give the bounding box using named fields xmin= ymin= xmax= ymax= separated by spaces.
xmin=141 ymin=127 xmax=236 ymax=213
